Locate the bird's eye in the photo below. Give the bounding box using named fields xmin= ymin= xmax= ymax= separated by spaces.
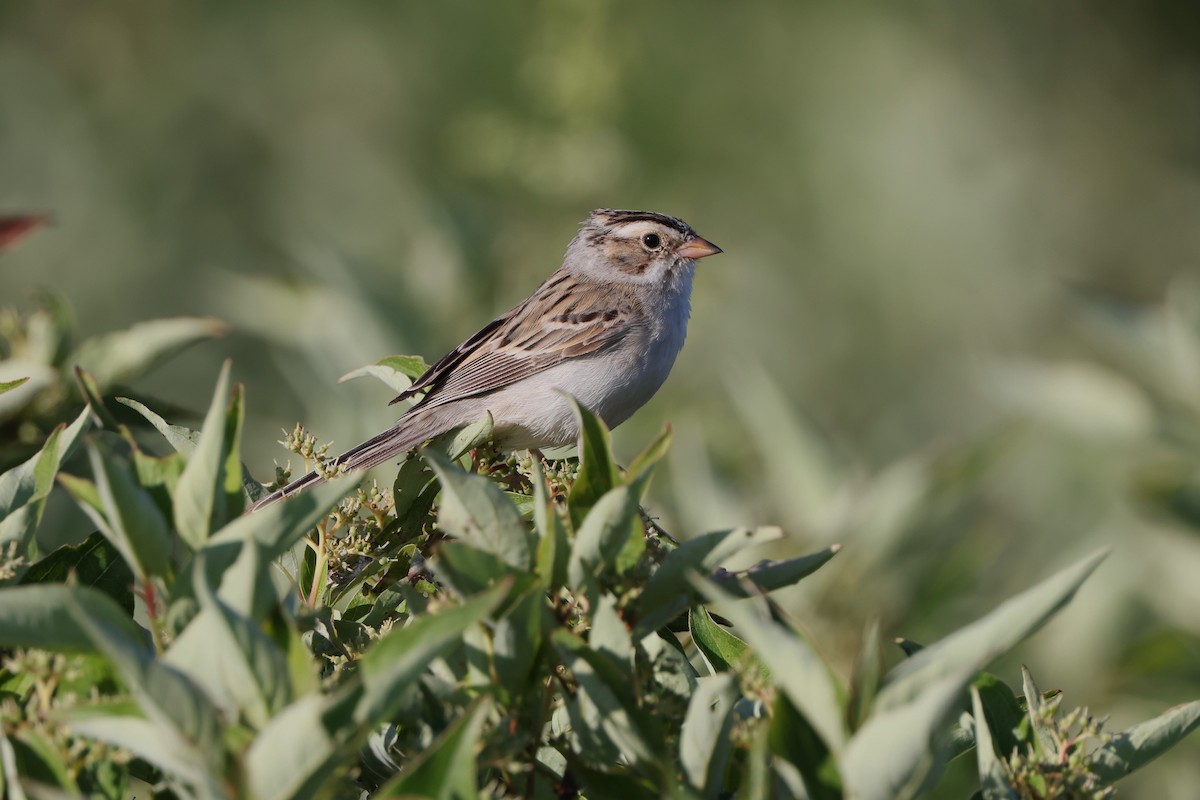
xmin=642 ymin=233 xmax=662 ymax=249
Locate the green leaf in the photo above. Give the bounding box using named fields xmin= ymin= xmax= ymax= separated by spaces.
xmin=554 ymin=630 xmax=658 ymax=770
xmin=72 ymin=316 xmax=228 ymax=390
xmin=846 ymin=621 xmax=883 ymax=732
xmin=971 ymin=686 xmax=1018 ymax=800
xmin=624 ymin=423 xmax=673 ymax=481
xmin=66 ymin=709 xmax=222 ymax=796
xmin=840 ymin=665 xmax=978 ymax=800
xmin=173 ymin=360 xmax=233 ymax=549
xmin=83 ymin=440 xmax=171 ymax=579
xmin=6 ymin=726 xmax=81 ymax=793
xmin=565 ymin=395 xmax=621 ymax=529
xmin=0 ymin=406 xmax=90 ymax=550
xmin=716 ymin=545 xmax=842 ymax=596
xmin=73 ymin=366 xmax=120 ymax=429
xmin=425 ymin=449 xmax=531 ymax=570
xmin=972 ymin=672 xmax=1026 ymax=764
xmin=591 ymin=594 xmax=634 ymax=678
xmin=376 ymin=699 xmax=490 ymax=798
xmin=876 ymin=549 xmax=1108 ymax=712
xmin=58 ymin=472 xmax=103 ymax=515
xmin=692 ymin=576 xmax=845 ymax=752
xmin=214 ymin=536 xmax=279 ymax=620
xmin=439 ymin=411 xmax=495 ymax=461
xmin=357 ymin=581 xmax=507 ymax=722
xmin=243 ymin=691 xmax=359 ymax=800
xmin=379 ymin=355 xmax=432 ymax=381
xmin=391 ymin=450 xmax=436 ymax=524
xmin=771 ymin=692 xmax=843 ymax=800
xmin=680 ymin=673 xmax=736 ymax=794
xmin=0 ymin=583 xmax=225 ymax=778
xmin=0 ymin=585 xmax=106 ymax=650
xmin=636 ymin=526 xmax=785 ymax=632
xmin=245 ymin=584 xmax=506 ymax=800
xmin=20 ymin=532 xmax=135 ymax=615
xmin=378 ymin=353 xmax=431 ymax=379
xmin=338 ymin=355 xmax=424 ymax=394
xmin=222 ymin=383 xmax=247 ymax=516
xmin=1090 ymin=700 xmax=1200 ymax=782
xmin=61 ymin=589 xmax=224 ymax=768
xmin=116 ymin=396 xmax=199 ymax=454
xmin=532 ymin=459 xmax=569 ymax=592
xmin=0 ymin=377 xmax=28 ymax=395
xmin=492 ymin=583 xmax=546 ymax=700
xmin=206 ymin=478 xmax=344 ymax=555
xmin=739 ymin=720 xmax=771 ymax=800
xmin=689 ymin=605 xmax=767 ymax=682
xmin=433 ymin=540 xmax=517 ymax=596
xmin=188 ymin=555 xmax=291 ymax=728
xmin=204 ymin=480 xmax=348 ymax=594
xmin=568 ymin=484 xmax=641 ymax=590
xmin=1019 ymin=665 xmax=1052 ymax=757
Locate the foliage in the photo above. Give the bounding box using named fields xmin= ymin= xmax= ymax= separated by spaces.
xmin=0 ymin=337 xmax=1197 ymax=799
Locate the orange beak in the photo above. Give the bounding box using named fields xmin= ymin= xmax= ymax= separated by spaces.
xmin=675 ymin=236 xmax=723 ymax=260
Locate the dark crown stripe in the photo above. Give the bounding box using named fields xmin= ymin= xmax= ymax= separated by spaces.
xmin=594 ymin=209 xmax=692 ymax=235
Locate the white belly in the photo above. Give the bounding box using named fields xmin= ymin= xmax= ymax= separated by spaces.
xmin=444 ymin=266 xmax=694 ymax=450
xmin=483 ymin=342 xmax=676 ymax=448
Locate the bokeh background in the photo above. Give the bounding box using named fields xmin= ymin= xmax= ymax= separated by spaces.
xmin=4 ymin=2 xmax=1200 ymax=795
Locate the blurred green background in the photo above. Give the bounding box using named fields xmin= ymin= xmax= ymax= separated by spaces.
xmin=4 ymin=2 xmax=1200 ymax=795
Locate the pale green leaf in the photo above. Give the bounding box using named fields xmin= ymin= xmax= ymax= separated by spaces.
xmin=693 ymin=576 xmax=845 ymax=753
xmin=425 ymin=449 xmax=531 ymax=570
xmin=85 ymin=441 xmax=171 ymax=579
xmin=337 ymin=364 xmax=413 ymax=394
xmin=173 ymin=361 xmax=233 ymax=549
xmin=376 ymin=700 xmax=490 ymax=799
xmin=245 ymin=585 xmax=505 ymax=800
xmin=116 ymin=396 xmax=199 ymax=454
xmin=840 ymin=666 xmax=977 ymax=800
xmin=564 ymin=395 xmax=620 ymax=528
xmin=1090 ymin=700 xmax=1200 ymax=783
xmin=680 ymin=673 xmax=736 ymax=794
xmin=191 ymin=555 xmax=291 ymax=728
xmin=636 ymin=526 xmax=783 ymax=632
xmin=356 ymin=582 xmax=508 ymax=724
xmin=72 ymin=316 xmax=229 ymax=389
xmin=60 ymin=589 xmax=224 ymax=769
xmin=972 ymin=686 xmax=1018 ymax=799
xmin=66 ymin=712 xmax=222 ymax=797
xmin=0 ymin=407 xmax=89 ymax=548
xmin=0 ymin=377 xmax=29 ymax=395
xmin=554 ymin=630 xmax=655 ymax=768
xmin=378 ymin=354 xmax=431 ymax=379
xmin=567 ymin=484 xmax=640 ymax=589
xmin=624 ymin=423 xmax=673 ymax=482
xmin=877 ymin=550 xmax=1108 ymax=712
xmin=717 ymin=545 xmax=842 ymax=596
xmin=243 ymin=691 xmax=358 ymax=800
xmin=689 ymin=605 xmax=768 ymax=682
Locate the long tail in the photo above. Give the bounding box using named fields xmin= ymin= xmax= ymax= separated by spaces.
xmin=248 ymin=411 xmax=447 ymax=512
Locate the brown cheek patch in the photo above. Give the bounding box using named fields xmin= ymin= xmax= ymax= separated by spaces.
xmin=614 ymin=252 xmax=649 ymax=275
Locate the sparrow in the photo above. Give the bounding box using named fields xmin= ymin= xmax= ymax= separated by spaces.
xmin=252 ymin=209 xmax=721 ymax=509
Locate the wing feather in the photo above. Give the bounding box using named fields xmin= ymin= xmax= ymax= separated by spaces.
xmin=390 ymin=271 xmax=634 ymax=412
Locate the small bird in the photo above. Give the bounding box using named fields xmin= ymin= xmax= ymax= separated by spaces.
xmin=251 ymin=209 xmax=721 ymax=510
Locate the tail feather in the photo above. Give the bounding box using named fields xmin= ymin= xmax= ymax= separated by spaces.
xmin=248 ymin=411 xmax=446 ymax=512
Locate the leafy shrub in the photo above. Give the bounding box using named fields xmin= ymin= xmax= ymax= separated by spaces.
xmin=0 ymin=218 xmax=1197 ymax=799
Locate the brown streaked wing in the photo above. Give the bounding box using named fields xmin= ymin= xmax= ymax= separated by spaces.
xmin=390 ymin=272 xmax=633 ymax=411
